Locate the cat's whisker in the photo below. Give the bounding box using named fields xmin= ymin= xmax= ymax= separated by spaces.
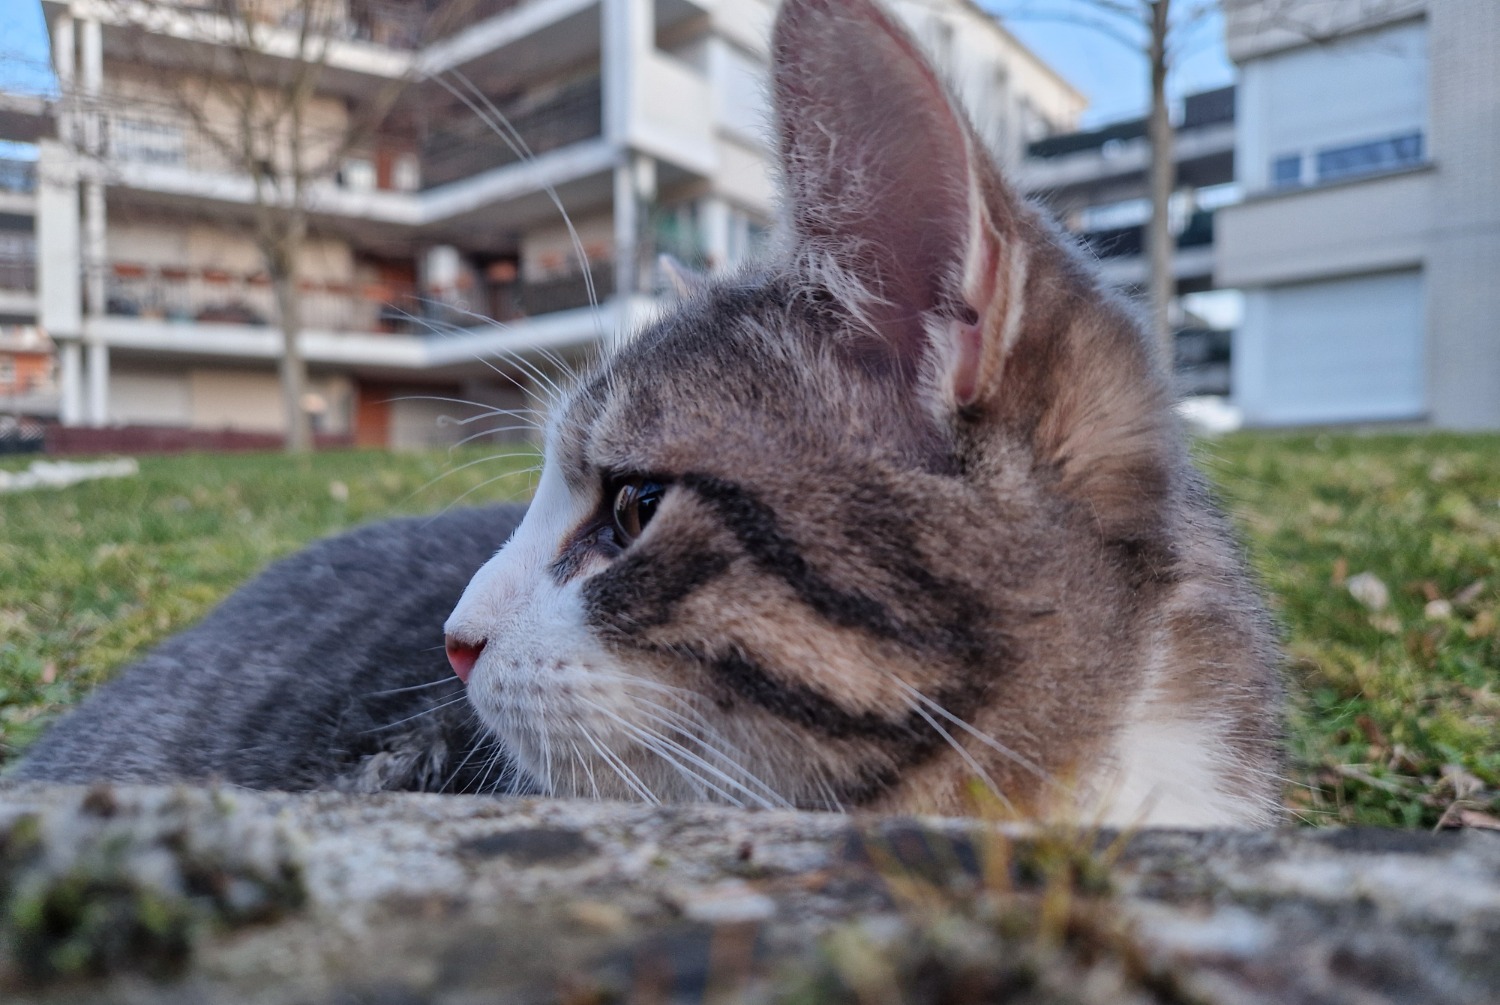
xmin=582 ymin=673 xmax=783 ymax=797
xmin=418 ymin=460 xmax=546 ymax=518
xmin=440 ymin=70 xmax=604 ymax=337
xmin=898 ymin=694 xmax=1016 ymax=815
xmin=382 ymin=395 xmax=546 ymax=430
xmin=891 ymin=678 xmax=1050 ymax=782
xmin=579 ymin=696 xmax=790 ymax=810
xmin=624 ymin=706 xmax=789 ymax=808
xmin=569 ymin=740 xmax=601 ymax=800
xmin=363 ymin=677 xmax=465 ymax=698
xmin=445 ymin=424 xmax=544 ymax=450
xmin=578 ymin=724 xmax=660 ymax=805
xmin=407 ymin=306 xmax=573 ymax=411
xmin=358 ymin=693 xmax=471 ymax=734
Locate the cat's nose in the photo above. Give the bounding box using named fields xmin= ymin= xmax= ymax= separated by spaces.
xmin=444 ymin=634 xmax=487 ymax=684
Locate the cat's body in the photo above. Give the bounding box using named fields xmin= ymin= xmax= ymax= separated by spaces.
xmin=12 ymin=0 xmax=1283 ymax=826
xmin=12 ymin=506 xmax=533 ymax=795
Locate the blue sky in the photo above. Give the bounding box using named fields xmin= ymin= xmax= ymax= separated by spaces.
xmin=0 ymin=0 xmax=1235 ymax=129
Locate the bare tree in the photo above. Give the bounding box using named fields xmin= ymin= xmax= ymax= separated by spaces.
xmin=87 ymin=0 xmax=470 ymax=451
xmin=1000 ymin=0 xmax=1219 ymax=364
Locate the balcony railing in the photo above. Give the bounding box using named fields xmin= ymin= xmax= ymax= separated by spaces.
xmin=100 ymin=258 xmax=615 ymax=335
xmin=99 ymin=78 xmax=601 ymax=194
xmin=0 ymin=159 xmax=37 ymax=195
xmin=0 ymin=255 xmax=37 ymax=293
xmin=159 ymin=0 xmax=528 ymax=50
xmin=495 ymin=260 xmax=615 ymax=320
xmin=104 ymin=263 xmax=435 ymax=335
xmin=1080 ymin=209 xmax=1215 ymax=260
xmin=420 ymin=78 xmax=602 ymax=189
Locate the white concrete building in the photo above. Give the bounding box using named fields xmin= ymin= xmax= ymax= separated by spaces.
xmin=1218 ymin=0 xmax=1500 ymax=428
xmin=0 ymin=92 xmax=57 ymax=423
xmin=36 ymin=0 xmax=1082 ymax=447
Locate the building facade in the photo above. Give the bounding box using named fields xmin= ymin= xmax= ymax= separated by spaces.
xmin=0 ymin=92 xmax=55 ymax=424
xmin=32 ymin=0 xmax=1083 ymax=447
xmin=1019 ymin=85 xmax=1238 ymax=395
xmin=1218 ymin=0 xmax=1500 ymax=428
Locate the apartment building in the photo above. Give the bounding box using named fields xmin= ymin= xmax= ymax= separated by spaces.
xmin=1019 ymin=85 xmax=1238 ymax=395
xmin=0 ymin=91 xmax=55 ymax=422
xmin=1218 ymin=0 xmax=1500 ymax=428
xmin=34 ymin=0 xmax=1083 ymax=447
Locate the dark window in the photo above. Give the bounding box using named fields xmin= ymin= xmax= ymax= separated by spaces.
xmin=1316 ymin=132 xmax=1424 ymax=182
xmin=1271 ymin=154 xmax=1302 ymax=188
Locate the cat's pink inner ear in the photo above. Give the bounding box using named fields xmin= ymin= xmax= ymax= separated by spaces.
xmin=772 ymin=0 xmax=1008 ymax=401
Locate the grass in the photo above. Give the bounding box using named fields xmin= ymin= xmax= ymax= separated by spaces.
xmin=1 ymin=432 xmax=1497 ymax=828
xmin=1200 ymin=432 xmax=1500 ymax=827
xmin=0 ymin=447 xmax=539 ymax=759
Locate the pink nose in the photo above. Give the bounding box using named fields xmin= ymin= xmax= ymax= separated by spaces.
xmin=445 ymin=635 xmax=486 ymax=684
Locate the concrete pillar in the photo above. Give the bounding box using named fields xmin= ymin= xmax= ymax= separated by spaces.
xmin=613 ymin=153 xmax=656 ymax=299
xmin=80 ymin=19 xmax=102 ymax=153
xmin=86 ymin=342 xmax=109 ymax=425
xmin=52 ymin=15 xmax=74 ymax=145
xmin=36 ymin=140 xmax=83 ymax=425
xmin=700 ymin=196 xmax=731 ymax=271
xmin=601 ymin=0 xmax=654 ymax=145
xmin=58 ymin=342 xmax=85 ymax=427
xmin=81 ymin=18 xmax=109 ymax=425
xmin=603 ymin=0 xmax=655 ymax=304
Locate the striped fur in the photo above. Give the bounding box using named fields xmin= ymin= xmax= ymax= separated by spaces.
xmin=447 ymin=0 xmax=1283 ymax=825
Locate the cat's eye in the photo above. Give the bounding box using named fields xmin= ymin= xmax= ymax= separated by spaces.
xmin=612 ymin=478 xmax=667 ymax=545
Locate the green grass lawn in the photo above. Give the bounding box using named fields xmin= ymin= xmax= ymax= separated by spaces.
xmin=2 ymin=434 xmax=1497 ymax=828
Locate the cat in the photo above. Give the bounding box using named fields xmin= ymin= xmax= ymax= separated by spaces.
xmin=11 ymin=0 xmax=1283 ymax=827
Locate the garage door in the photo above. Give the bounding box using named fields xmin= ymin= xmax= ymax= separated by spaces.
xmin=1238 ymin=269 xmax=1425 ymax=425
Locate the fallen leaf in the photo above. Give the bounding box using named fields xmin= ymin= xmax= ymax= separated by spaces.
xmin=1455 ymin=809 xmax=1500 ymax=831
xmin=1454 ymin=579 xmax=1487 ymax=607
xmin=1331 ymin=557 xmax=1349 ymax=587
xmin=1440 ymin=764 xmax=1485 ymax=800
xmin=1436 ymin=805 xmax=1500 ymax=831
xmin=1347 ymin=572 xmax=1390 ymax=612
xmin=1467 ymin=610 xmax=1498 ymax=639
xmin=1413 ymin=580 xmax=1443 ymax=602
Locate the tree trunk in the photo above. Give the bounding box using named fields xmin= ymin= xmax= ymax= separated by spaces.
xmin=269 ymin=255 xmax=312 ymax=454
xmin=1146 ymin=0 xmax=1176 ymax=374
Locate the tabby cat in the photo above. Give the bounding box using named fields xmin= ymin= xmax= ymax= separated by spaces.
xmin=12 ymin=0 xmax=1283 ymax=827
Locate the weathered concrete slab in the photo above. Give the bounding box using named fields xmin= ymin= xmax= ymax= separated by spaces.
xmin=1 ymin=785 xmax=1497 ymax=1004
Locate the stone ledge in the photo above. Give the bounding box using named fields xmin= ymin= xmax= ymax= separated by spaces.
xmin=0 ymin=785 xmax=1497 ymax=1003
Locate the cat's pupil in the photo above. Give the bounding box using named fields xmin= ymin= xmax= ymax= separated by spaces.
xmin=612 ymin=479 xmax=666 ymax=544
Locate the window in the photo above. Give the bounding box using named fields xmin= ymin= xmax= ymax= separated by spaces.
xmin=1316 ymin=132 xmax=1424 ymax=183
xmin=1271 ymin=154 xmax=1303 ymax=189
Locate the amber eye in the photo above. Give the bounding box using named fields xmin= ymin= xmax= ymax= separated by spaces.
xmin=612 ymin=478 xmax=667 ymax=545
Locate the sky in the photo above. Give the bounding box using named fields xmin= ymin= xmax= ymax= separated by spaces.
xmin=0 ymin=0 xmax=1236 ymax=130
xmin=988 ymin=1 xmax=1238 ymax=127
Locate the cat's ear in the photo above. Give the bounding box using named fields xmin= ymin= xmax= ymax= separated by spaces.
xmin=772 ymin=0 xmax=1021 ymax=407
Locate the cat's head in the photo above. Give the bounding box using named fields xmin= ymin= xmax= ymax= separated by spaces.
xmin=444 ymin=0 xmax=1183 ymax=814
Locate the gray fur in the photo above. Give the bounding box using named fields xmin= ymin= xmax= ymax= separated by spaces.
xmin=12 ymin=506 xmax=534 ymax=795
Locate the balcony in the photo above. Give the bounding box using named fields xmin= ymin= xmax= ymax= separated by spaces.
xmin=1019 ymin=87 xmax=1236 ymax=207
xmin=0 ymin=159 xmax=37 ymax=216
xmin=421 ymin=77 xmax=603 ymax=190
xmin=100 ymin=257 xmax=615 ymax=341
xmin=1080 ymin=209 xmax=1215 ymax=260
xmin=1076 ymin=209 xmax=1217 ymax=292
xmin=0 ymin=254 xmax=38 ymax=321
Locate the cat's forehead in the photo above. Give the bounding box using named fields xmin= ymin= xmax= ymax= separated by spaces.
xmin=552 ymin=273 xmax=924 ymax=483
xmin=551 ymin=280 xmax=810 ymax=478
